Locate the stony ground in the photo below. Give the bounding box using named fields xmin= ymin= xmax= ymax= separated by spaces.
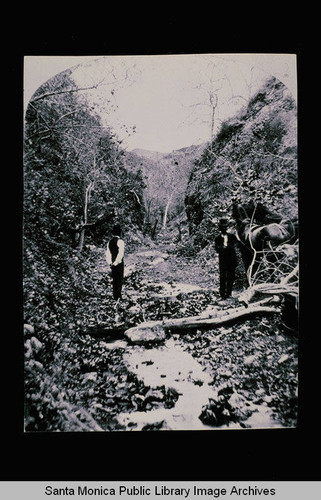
xmin=78 ymin=234 xmax=298 ymax=431
xmin=25 ymin=232 xmax=298 ymax=432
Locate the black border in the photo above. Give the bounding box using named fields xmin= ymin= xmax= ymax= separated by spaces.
xmin=6 ymin=23 xmax=317 ymax=483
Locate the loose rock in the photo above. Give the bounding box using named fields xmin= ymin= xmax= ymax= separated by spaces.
xmin=124 ymin=322 xmax=166 ymax=345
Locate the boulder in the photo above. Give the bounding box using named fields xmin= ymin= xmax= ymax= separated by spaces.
xmin=24 ymin=324 xmax=35 ymax=336
xmin=30 ymin=336 xmax=43 ymax=353
xmin=244 ymin=354 xmax=259 ymax=365
xmin=124 ymin=322 xmax=166 ymax=345
xmin=278 ymin=354 xmax=289 ymax=364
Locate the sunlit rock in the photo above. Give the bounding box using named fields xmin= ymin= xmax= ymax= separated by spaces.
xmin=124 ymin=322 xmax=166 ymax=345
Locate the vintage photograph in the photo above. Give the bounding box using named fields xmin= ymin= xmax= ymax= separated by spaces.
xmin=23 ymin=54 xmax=298 ymax=432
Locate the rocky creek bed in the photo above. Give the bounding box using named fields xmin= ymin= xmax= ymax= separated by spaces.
xmin=77 ymin=312 xmax=297 ymax=431
xmin=24 ymin=244 xmax=298 ymax=432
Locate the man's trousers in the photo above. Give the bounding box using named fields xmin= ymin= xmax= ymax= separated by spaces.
xmin=219 ymin=260 xmax=236 ymax=299
xmin=111 ymin=261 xmax=124 ymax=300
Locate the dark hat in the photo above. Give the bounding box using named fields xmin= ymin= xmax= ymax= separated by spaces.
xmin=218 ymin=217 xmax=229 ymax=227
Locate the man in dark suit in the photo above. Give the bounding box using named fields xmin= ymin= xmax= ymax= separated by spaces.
xmin=214 ymin=217 xmax=238 ymax=300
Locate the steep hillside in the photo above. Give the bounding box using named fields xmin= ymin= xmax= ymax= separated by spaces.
xmin=23 ymin=69 xmax=146 ymax=364
xmin=126 ymin=143 xmax=207 ymax=231
xmin=185 ymin=76 xmax=297 ymax=246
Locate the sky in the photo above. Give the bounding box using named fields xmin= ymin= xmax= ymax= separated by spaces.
xmin=24 ymin=54 xmax=297 ymax=153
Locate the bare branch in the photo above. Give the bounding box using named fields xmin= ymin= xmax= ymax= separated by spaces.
xmin=56 ymin=108 xmax=82 ymax=122
xmin=29 ymin=83 xmax=102 ymax=104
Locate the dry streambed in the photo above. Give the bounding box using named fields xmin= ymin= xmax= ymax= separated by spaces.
xmin=85 ymin=246 xmax=298 ymax=431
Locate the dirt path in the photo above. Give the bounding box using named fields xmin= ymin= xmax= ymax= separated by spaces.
xmin=125 ymin=244 xmax=218 ymax=289
xmin=96 ymin=237 xmax=233 ymax=324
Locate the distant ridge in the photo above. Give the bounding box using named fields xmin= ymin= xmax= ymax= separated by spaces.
xmin=126 ymin=142 xmax=208 ymax=222
xmin=131 ymin=148 xmax=167 ymax=162
xmin=131 ymin=142 xmax=207 ymax=162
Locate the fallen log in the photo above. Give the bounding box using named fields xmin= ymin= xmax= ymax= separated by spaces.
xmin=124 ymin=298 xmax=281 ymax=344
xmin=84 ymin=297 xmax=281 ymax=342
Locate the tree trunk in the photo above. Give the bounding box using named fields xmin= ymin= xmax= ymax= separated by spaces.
xmin=162 ymin=191 xmax=175 ymax=229
xmin=151 ymin=219 xmax=158 ymax=239
xmin=78 ymin=179 xmax=94 ymax=252
xmin=160 ymin=304 xmax=280 ymax=331
xmin=124 ymin=297 xmax=281 ymax=339
xmin=177 ymin=222 xmax=182 ymax=242
xmin=162 ymin=200 xmax=170 ymax=230
xmin=78 ymin=227 xmax=86 ymax=253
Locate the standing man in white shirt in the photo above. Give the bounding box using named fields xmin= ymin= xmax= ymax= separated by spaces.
xmin=106 ymin=223 xmax=125 ymax=306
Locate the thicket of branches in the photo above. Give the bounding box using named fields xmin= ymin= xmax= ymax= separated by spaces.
xmin=183 ymin=77 xmax=298 ymax=312
xmin=24 ymin=69 xmax=147 ymax=430
xmin=24 ymin=69 xmax=146 ymax=323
